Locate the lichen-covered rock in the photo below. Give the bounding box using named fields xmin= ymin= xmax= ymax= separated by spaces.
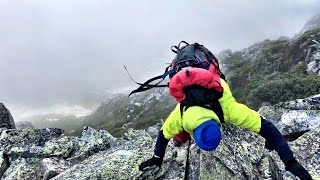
xmin=0 ymin=128 xmax=6 ymax=137
xmin=2 ymin=157 xmax=69 ymax=180
xmin=5 ymin=127 xmax=118 ymax=160
xmin=1 ymin=94 xmax=319 ymax=179
xmin=0 ymin=103 xmax=15 ymax=129
xmin=42 ymin=158 xmax=70 ymax=179
xmin=52 ymin=129 xmax=188 ymax=180
xmin=78 ymin=126 xmax=115 ymax=155
xmin=0 ymin=128 xmax=64 ymax=153
xmin=147 ymin=123 xmax=161 ymax=138
xmin=43 ymin=136 xmax=80 ymax=158
xmin=0 ymin=126 xmax=123 ymax=179
xmin=7 ymin=136 xmax=79 ymax=160
xmin=0 ymin=151 xmax=9 ymax=178
xmin=2 ymin=158 xmax=45 ymax=180
xmin=260 ymin=125 xmax=320 ymax=180
xmin=278 ymin=94 xmax=320 ymax=110
xmin=259 ymin=94 xmax=320 ymax=138
xmin=152 ymin=140 xmax=188 ymax=180
xmin=52 ymin=129 xmax=153 ymax=179
xmin=257 ymin=154 xmax=272 ymax=179
xmin=188 ymin=124 xmax=265 ymax=180
xmin=289 ymin=125 xmax=320 ymax=179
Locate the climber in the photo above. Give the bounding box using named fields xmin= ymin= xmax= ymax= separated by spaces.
xmin=129 ymin=41 xmax=312 ymax=179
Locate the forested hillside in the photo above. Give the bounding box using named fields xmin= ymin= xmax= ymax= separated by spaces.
xmin=221 ymin=28 xmax=320 ymax=109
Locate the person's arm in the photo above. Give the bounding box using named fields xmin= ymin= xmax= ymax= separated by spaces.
xmin=154 ymin=130 xmax=170 ymax=158
xmin=139 ymin=104 xmax=183 ymax=173
xmin=138 ymin=130 xmax=169 ymax=174
xmin=220 ymin=79 xmax=311 ymax=179
xmin=220 ymin=79 xmax=291 ymax=160
xmin=219 ymin=79 xmax=262 ymax=132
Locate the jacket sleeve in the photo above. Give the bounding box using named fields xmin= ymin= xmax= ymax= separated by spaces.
xmin=161 ymin=104 xmax=184 ymax=139
xmin=154 ymin=130 xmax=170 ymax=158
xmin=220 ymin=79 xmax=294 ymax=161
xmin=219 ymin=79 xmax=261 ymax=132
xmin=153 ymin=104 xmax=183 ymax=158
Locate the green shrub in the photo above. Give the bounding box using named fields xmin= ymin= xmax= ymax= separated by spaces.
xmin=299 ymin=28 xmax=320 ymax=45
xmin=110 ymin=127 xmax=128 ymax=138
xmin=249 ymin=76 xmax=320 ymax=108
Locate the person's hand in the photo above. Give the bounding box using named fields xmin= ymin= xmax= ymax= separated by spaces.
xmin=284 ymin=159 xmax=312 ymax=180
xmin=139 ymin=155 xmax=163 ymax=175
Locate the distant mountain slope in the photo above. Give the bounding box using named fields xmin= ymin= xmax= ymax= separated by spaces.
xmin=79 ymin=88 xmax=175 ymax=137
xmin=24 ymin=114 xmax=81 ymax=135
xmin=301 ymin=14 xmax=320 ymax=33
xmin=220 ymin=28 xmax=320 ymax=109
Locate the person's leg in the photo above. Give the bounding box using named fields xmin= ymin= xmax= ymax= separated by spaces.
xmin=173 ymin=130 xmax=191 ymax=146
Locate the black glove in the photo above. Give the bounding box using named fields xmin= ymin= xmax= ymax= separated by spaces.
xmin=284 ymin=159 xmax=312 ymax=180
xmin=139 ymin=155 xmax=163 ymax=175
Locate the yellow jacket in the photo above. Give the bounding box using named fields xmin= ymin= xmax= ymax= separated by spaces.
xmin=161 ymin=79 xmax=261 ymax=139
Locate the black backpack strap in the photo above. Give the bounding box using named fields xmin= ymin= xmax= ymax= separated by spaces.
xmin=171 ymin=41 xmax=190 ymax=54
xmin=180 ymin=103 xmax=185 ymax=118
xmin=210 ymin=101 xmax=225 ymax=123
xmin=178 ymin=41 xmax=189 ymax=49
xmin=171 ymin=46 xmax=179 ymax=54
xmin=128 ymin=75 xmax=167 ymax=96
xmin=128 ymin=67 xmax=176 ymax=96
xmin=179 ymin=85 xmax=225 ymax=123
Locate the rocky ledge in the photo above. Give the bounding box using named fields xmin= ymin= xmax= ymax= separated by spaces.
xmin=0 ymin=96 xmax=319 ymax=179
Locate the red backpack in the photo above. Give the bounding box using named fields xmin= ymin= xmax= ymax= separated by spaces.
xmin=128 ymin=41 xmax=225 ymax=122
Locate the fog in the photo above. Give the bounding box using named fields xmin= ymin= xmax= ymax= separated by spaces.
xmin=0 ymin=0 xmax=319 ymax=118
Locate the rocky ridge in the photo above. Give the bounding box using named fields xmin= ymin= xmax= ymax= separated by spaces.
xmin=1 ymin=96 xmax=320 ymax=179
xmin=301 ymin=14 xmax=320 ymax=34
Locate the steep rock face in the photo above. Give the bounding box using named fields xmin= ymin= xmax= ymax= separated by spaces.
xmin=303 ymin=27 xmax=320 ymax=76
xmin=0 ymin=103 xmax=15 ymax=129
xmin=259 ymin=94 xmax=320 ymax=140
xmin=306 ymin=41 xmax=320 ymax=76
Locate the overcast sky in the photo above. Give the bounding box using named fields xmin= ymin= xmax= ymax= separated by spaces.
xmin=0 ymin=0 xmax=319 ymax=108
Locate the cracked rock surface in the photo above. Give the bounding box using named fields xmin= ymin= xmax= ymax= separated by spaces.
xmin=0 ymin=95 xmax=319 ymax=179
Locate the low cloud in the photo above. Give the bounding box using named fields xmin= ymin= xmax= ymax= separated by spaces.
xmin=0 ymin=0 xmax=319 ymax=106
